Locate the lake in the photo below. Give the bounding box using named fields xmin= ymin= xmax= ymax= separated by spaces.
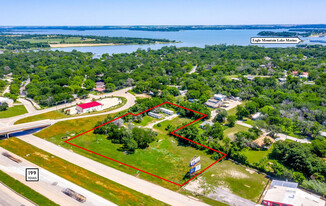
xmin=10 ymin=29 xmax=326 ymax=56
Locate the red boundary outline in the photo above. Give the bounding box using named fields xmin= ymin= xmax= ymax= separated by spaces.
xmin=64 ymin=102 xmax=227 ymax=187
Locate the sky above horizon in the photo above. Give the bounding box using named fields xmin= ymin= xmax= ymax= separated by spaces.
xmin=1 ymin=0 xmax=325 ymax=26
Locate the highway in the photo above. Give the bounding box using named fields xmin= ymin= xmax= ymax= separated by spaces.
xmin=0 ymin=182 xmax=35 ymax=206
xmin=0 ymin=147 xmax=117 ymax=206
xmin=17 ymin=134 xmax=209 ymax=206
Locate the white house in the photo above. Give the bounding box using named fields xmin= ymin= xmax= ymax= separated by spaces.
xmin=148 ymin=112 xmax=161 ymax=119
xmin=213 ymin=94 xmax=227 ymax=101
xmin=200 ymin=121 xmax=214 ymax=128
xmin=251 ymin=112 xmax=262 ymax=120
xmin=76 ymin=101 xmax=103 ymax=114
xmin=0 ymin=97 xmax=14 ymax=107
xmin=160 ymin=108 xmax=174 ymax=115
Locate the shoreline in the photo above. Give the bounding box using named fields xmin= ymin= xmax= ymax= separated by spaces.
xmin=49 ymin=43 xmax=118 ymax=48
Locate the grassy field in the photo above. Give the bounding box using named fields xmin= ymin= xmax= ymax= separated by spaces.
xmin=223 ymin=124 xmax=249 ymax=141
xmin=133 ymin=115 xmax=155 ymax=126
xmin=0 ymin=138 xmax=167 ymax=206
xmin=227 ymin=101 xmax=246 ymax=116
xmin=0 ymin=105 xmax=28 ymax=118
xmin=15 ymin=97 xmax=126 ymax=124
xmin=224 ymin=75 xmax=239 ymax=80
xmin=15 ymin=110 xmax=68 ymax=124
xmin=0 ymin=170 xmax=58 ymax=206
xmin=21 ymin=37 xmax=95 ymax=44
xmin=202 ymin=160 xmax=268 ymax=202
xmin=241 ymin=148 xmax=273 ymax=164
xmin=35 ymin=113 xmax=267 ymax=203
xmin=36 ymin=115 xmax=215 ymax=190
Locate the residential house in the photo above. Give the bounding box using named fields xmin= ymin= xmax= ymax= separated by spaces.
xmin=214 ymin=94 xmax=227 ymax=101
xmin=160 ymin=108 xmax=174 ymax=115
xmin=251 ymin=112 xmax=262 ymax=120
xmin=200 ymin=121 xmax=214 ymax=128
xmin=148 ymin=112 xmax=161 ymax=119
xmin=205 ymin=98 xmax=221 ymax=109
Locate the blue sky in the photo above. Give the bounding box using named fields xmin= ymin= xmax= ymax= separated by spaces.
xmin=0 ymin=0 xmax=325 ymax=26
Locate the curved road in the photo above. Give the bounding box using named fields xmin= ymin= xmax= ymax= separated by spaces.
xmin=0 ymin=87 xmax=135 ymax=126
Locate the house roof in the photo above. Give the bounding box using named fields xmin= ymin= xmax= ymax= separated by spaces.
xmin=77 ymin=101 xmax=102 ymax=109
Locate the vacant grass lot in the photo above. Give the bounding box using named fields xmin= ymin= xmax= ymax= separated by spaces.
xmin=133 ymin=115 xmax=155 ymax=126
xmin=0 ymin=138 xmax=167 ymax=206
xmin=241 ymin=148 xmax=273 ymax=164
xmin=0 ymin=105 xmax=28 ymax=118
xmin=203 ymin=160 xmax=268 ymax=202
xmin=226 ymin=102 xmax=246 ymax=116
xmin=37 ymin=115 xmax=215 ymax=190
xmin=223 ymin=124 xmax=249 ymax=141
xmin=0 ymin=170 xmax=58 ymax=206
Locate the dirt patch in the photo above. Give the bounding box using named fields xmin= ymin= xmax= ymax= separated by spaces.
xmin=245 ymin=168 xmax=256 ymax=174
xmin=253 ymin=135 xmax=274 ymax=147
xmin=228 ymin=170 xmax=249 ymax=179
xmin=33 ymin=152 xmax=50 ymax=161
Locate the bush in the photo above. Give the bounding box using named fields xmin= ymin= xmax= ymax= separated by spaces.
xmin=0 ymin=102 xmax=8 ymax=111
xmin=301 ymin=180 xmax=326 ymax=196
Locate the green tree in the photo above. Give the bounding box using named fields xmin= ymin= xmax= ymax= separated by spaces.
xmin=227 ymin=115 xmax=237 ymax=127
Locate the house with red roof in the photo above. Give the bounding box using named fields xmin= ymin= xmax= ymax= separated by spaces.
xmin=76 ymin=101 xmax=103 ymax=114
xmin=291 ymin=71 xmax=298 ymax=75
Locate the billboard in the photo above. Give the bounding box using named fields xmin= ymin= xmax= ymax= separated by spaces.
xmin=190 ymin=156 xmax=200 ymax=167
xmin=190 ymin=164 xmax=201 ymax=175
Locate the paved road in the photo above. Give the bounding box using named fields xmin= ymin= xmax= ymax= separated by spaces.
xmin=17 ymin=98 xmax=37 ymax=114
xmin=0 ymin=182 xmax=35 ymax=206
xmin=0 ymin=87 xmax=135 ymax=126
xmin=18 ymin=134 xmax=209 ymax=206
xmin=0 ymin=147 xmax=116 ymax=206
xmin=236 ymin=121 xmax=311 ymax=144
xmin=188 ymin=65 xmax=197 ymax=74
xmin=1 ymin=85 xmax=10 ymax=96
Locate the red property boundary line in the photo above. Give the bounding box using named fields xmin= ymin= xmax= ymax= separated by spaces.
xmin=64 ymin=102 xmax=227 ymax=187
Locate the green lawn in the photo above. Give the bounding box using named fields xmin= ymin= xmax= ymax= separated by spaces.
xmin=15 ymin=110 xmax=68 ymax=124
xmin=0 ymin=138 xmax=167 ymax=206
xmin=0 ymin=170 xmax=58 ymax=206
xmin=241 ymin=148 xmax=273 ymax=164
xmin=223 ymin=124 xmax=249 ymax=141
xmin=202 ymin=160 xmax=268 ymax=202
xmin=0 ymin=105 xmax=28 ymax=118
xmin=224 ymin=75 xmax=239 ymax=80
xmin=133 ymin=115 xmax=155 ymax=126
xmin=226 ymin=101 xmax=246 ymax=116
